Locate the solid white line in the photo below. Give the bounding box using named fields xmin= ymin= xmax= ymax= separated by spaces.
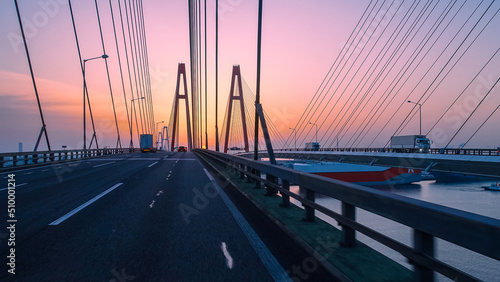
xmin=0 ymin=183 xmax=27 ymax=191
xmin=221 ymin=242 xmax=234 ymax=269
xmin=49 ymin=183 xmax=123 ymax=225
xmin=202 ymin=169 xmax=290 ymax=281
xmin=148 ymin=161 xmax=158 ymax=168
xmin=92 ymin=161 xmax=115 ymax=168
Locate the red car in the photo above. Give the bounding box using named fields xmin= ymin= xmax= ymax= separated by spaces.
xmin=178 ymin=146 xmax=187 ymax=152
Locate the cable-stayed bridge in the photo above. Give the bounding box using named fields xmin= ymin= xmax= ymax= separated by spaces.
xmin=1 ymin=0 xmax=500 ymax=281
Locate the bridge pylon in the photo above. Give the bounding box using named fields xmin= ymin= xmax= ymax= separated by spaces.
xmin=223 ymin=65 xmax=249 ymax=153
xmin=170 ymin=63 xmax=193 ymax=151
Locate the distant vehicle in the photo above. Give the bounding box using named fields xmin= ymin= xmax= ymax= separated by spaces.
xmin=140 ymin=134 xmax=155 ymax=153
xmin=178 ymin=146 xmax=187 ymax=152
xmin=390 ymin=135 xmax=430 ymax=153
xmin=305 ymin=142 xmax=320 ymax=151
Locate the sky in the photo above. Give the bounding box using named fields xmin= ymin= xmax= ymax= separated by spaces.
xmin=1 ymin=0 xmax=499 ymax=153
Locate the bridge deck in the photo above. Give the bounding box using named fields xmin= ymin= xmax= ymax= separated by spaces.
xmin=0 ymin=152 xmax=334 ymax=280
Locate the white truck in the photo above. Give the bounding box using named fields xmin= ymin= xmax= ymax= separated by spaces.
xmin=390 ymin=135 xmax=430 ymax=153
xmin=305 ymin=142 xmax=320 ymax=151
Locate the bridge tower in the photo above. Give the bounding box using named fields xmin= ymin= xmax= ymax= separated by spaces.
xmin=223 ymin=65 xmax=249 ymax=153
xmin=170 ymin=63 xmax=193 ymax=151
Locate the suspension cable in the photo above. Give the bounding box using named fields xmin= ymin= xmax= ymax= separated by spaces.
xmin=14 ymin=0 xmax=51 ymax=151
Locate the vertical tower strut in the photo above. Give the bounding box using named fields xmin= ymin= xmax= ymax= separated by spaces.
xmin=170 ymin=63 xmax=193 ymax=151
xmin=223 ymin=65 xmax=249 ymax=153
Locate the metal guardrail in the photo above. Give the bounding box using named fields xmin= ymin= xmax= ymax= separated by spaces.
xmin=195 ymin=149 xmax=500 ymax=281
xmin=276 ymin=147 xmax=500 ymax=156
xmin=0 ymin=148 xmax=138 ymax=170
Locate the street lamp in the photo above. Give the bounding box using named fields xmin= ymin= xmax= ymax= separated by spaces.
xmin=407 ymin=100 xmax=422 ymax=135
xmin=289 ymin=127 xmax=297 ymax=151
xmin=156 ymin=121 xmax=164 ymax=150
xmin=83 ymin=54 xmax=108 ymax=150
xmin=131 ymin=96 xmax=145 ymax=134
xmin=309 ymin=122 xmax=318 ymax=142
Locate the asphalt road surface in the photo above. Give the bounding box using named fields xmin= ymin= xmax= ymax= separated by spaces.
xmin=0 ymin=151 xmax=335 ymax=281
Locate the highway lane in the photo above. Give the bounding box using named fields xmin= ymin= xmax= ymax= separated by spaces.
xmin=0 ymin=152 xmax=283 ymax=281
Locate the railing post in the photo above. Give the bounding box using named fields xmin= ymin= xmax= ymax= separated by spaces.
xmin=280 ymin=179 xmax=290 ymax=207
xmin=265 ymin=174 xmax=277 ymax=196
xmin=414 ymin=229 xmax=435 ymax=282
xmin=303 ymin=187 xmax=315 ymax=222
xmin=341 ymin=202 xmax=356 ymax=247
xmin=13 ymin=155 xmax=17 ymax=167
xmin=0 ymin=156 xmax=3 ymax=168
xmin=239 ymin=164 xmax=245 ymax=179
xmin=255 ymin=169 xmax=261 ymax=189
xmin=245 ymin=165 xmax=253 ymax=183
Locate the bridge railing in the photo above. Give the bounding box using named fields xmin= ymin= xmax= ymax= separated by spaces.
xmin=0 ymin=148 xmax=138 ymax=170
xmin=275 ymin=147 xmax=500 ymax=155
xmin=195 ymin=149 xmax=500 ymax=281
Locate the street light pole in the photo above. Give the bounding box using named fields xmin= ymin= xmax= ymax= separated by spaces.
xmin=289 ymin=127 xmax=296 ymax=151
xmin=309 ymin=122 xmax=318 ymax=142
xmin=131 ymin=96 xmax=145 ymax=138
xmin=408 ymin=100 xmax=422 ymax=135
xmin=83 ymin=54 xmax=108 ymax=150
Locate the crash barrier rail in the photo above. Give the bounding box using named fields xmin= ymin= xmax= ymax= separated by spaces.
xmin=0 ymin=148 xmax=138 ymax=169
xmin=194 ymin=149 xmax=500 ymax=281
xmin=275 ymin=147 xmax=500 ymax=156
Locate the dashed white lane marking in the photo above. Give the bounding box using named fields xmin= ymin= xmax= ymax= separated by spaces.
xmin=157 ymin=190 xmax=164 ymax=196
xmin=203 ymin=168 xmax=290 ymax=281
xmin=92 ymin=161 xmax=115 ymax=168
xmin=148 ymin=161 xmax=158 ymax=168
xmin=0 ymin=183 xmax=27 ymax=191
xmin=221 ymin=242 xmax=234 ymax=269
xmin=149 ymin=200 xmax=155 ymax=208
xmin=49 ymin=183 xmax=123 ymax=225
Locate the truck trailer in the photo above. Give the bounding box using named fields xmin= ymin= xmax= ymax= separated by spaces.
xmin=390 ymin=135 xmax=430 ymax=153
xmin=140 ymin=134 xmax=155 ymax=152
xmin=305 ymin=142 xmax=320 ymax=151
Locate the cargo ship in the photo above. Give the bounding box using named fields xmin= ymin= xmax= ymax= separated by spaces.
xmin=284 ymin=162 xmax=421 ymax=186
